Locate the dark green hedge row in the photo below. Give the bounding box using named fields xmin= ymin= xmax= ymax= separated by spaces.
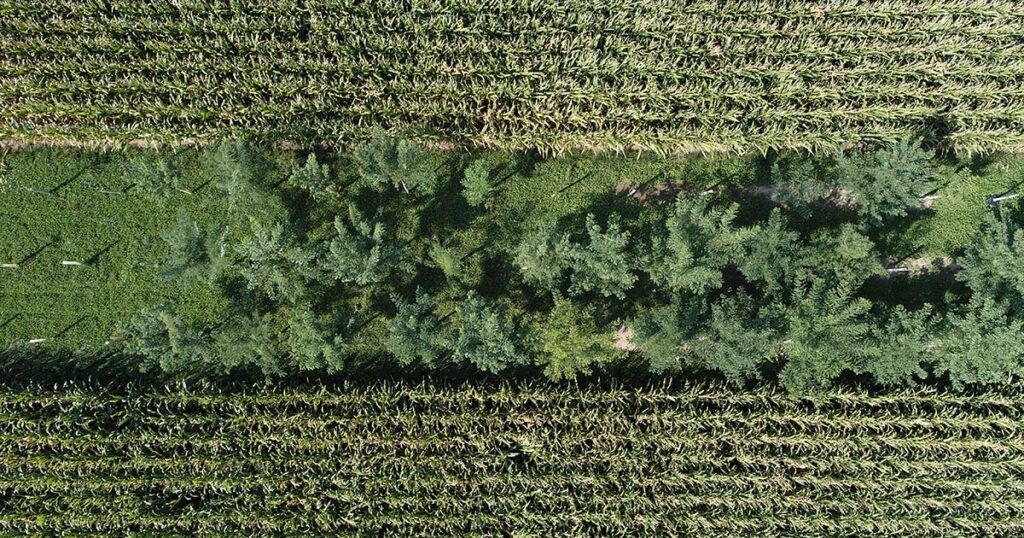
xmin=2 ymin=135 xmax=1024 ymax=392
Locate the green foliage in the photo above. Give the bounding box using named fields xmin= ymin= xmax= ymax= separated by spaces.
xmin=736 ymin=210 xmax=804 ymax=295
xmin=513 ymin=227 xmax=569 ymax=291
xmin=937 ymin=298 xmax=1024 ymax=388
xmin=958 ymin=213 xmax=1024 ymax=312
xmin=834 ymin=137 xmax=935 ymax=225
xmin=779 ymin=279 xmax=874 ymax=394
xmin=236 ymin=222 xmax=310 ymax=303
xmin=325 ymin=205 xmax=409 ymax=286
xmin=536 ymin=296 xmax=617 ymax=380
xmin=462 ymin=157 xmax=495 ymax=206
xmin=7 ymin=142 xmax=1024 ymax=393
xmin=386 ymin=291 xmax=446 ymax=366
xmin=566 ymin=214 xmax=637 ymax=299
xmin=648 ymin=196 xmax=756 ymax=294
xmin=121 ymin=306 xmax=214 ymax=376
xmin=353 ymin=128 xmax=437 ymax=195
xmin=287 ymin=306 xmax=345 ymax=372
xmin=453 ymin=293 xmax=521 ymax=373
xmin=123 ymin=153 xmax=187 ymax=198
xmin=686 ymin=294 xmax=780 ymax=384
xmin=288 ymin=153 xmax=335 ymax=200
xmin=159 ymin=211 xmax=226 ymax=286
xmin=858 ymin=306 xmax=936 ymax=386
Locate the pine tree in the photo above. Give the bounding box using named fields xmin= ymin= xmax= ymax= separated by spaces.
xmin=452 ymin=292 xmax=521 ymax=373
xmin=630 ymin=297 xmax=705 ymax=372
xmin=386 ymin=290 xmax=447 ymax=366
xmin=804 ymin=224 xmax=884 ymax=286
xmin=124 ymin=153 xmax=188 ymax=198
xmin=736 ymin=210 xmax=805 ymax=296
xmin=513 ymin=226 xmax=570 ymax=291
xmin=205 ymin=140 xmax=284 ymax=229
xmin=566 ymin=214 xmax=637 ymax=299
xmin=353 ymin=127 xmax=437 ymax=195
xmin=287 ymin=306 xmax=344 ymax=372
xmin=536 ymin=295 xmax=617 ymax=380
xmin=834 ymin=137 xmax=936 ymax=225
xmin=121 ymin=306 xmax=214 ymax=376
xmin=159 ymin=210 xmax=226 ymax=285
xmin=778 ymin=278 xmax=875 ymax=394
xmin=236 ymin=222 xmax=309 ymax=303
xmin=936 ymin=298 xmax=1024 ymax=388
xmin=288 ymin=153 xmax=335 ymax=200
xmin=958 ymin=213 xmax=1024 ymax=313
xmin=648 ymin=195 xmax=757 ymax=294
xmin=686 ymin=293 xmax=780 ymax=384
xmin=324 ymin=205 xmax=409 ymax=286
xmin=857 ymin=306 xmax=936 ymax=386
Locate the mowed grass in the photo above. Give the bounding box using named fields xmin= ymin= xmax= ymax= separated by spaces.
xmin=888 ymin=154 xmax=1024 ymax=258
xmin=0 ymin=149 xmax=229 ymax=348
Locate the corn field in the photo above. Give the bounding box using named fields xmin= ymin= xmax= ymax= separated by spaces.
xmin=2 ymin=1 xmax=1024 ymax=153
xmin=1 ymin=382 xmax=1023 ymax=536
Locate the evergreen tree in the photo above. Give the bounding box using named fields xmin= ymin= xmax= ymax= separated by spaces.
xmin=288 ymin=153 xmax=336 ymax=200
xmin=736 ymin=210 xmax=805 ymax=296
xmin=834 ymin=137 xmax=936 ymax=225
xmin=324 ymin=205 xmax=409 ymax=286
xmin=353 ymin=127 xmax=437 ymax=195
xmin=778 ymin=279 xmax=875 ymax=394
xmin=648 ymin=195 xmax=757 ymax=294
xmin=536 ymin=295 xmax=617 ymax=380
xmin=159 ymin=210 xmax=226 ymax=285
xmin=452 ymin=292 xmax=521 ymax=373
xmin=236 ymin=222 xmax=310 ymax=303
xmin=205 ymin=140 xmax=284 ymax=229
xmin=513 ymin=226 xmax=570 ymax=291
xmin=686 ymin=293 xmax=780 ymax=384
xmin=287 ymin=306 xmax=344 ymax=372
xmin=386 ymin=291 xmax=447 ymax=366
xmin=958 ymin=213 xmax=1024 ymax=313
xmin=770 ymin=154 xmax=830 ymax=210
xmin=936 ymin=298 xmax=1024 ymax=388
xmin=857 ymin=306 xmax=936 ymax=386
xmin=804 ymin=225 xmax=884 ymax=286
xmin=630 ymin=299 xmax=703 ymax=373
xmin=124 ymin=153 xmax=188 ymax=198
xmin=566 ymin=214 xmax=637 ymax=299
xmin=121 ymin=306 xmax=214 ymax=376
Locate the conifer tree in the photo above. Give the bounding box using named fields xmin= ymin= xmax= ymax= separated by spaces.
xmin=324 ymin=205 xmax=409 ymax=286
xmin=566 ymin=214 xmax=637 ymax=299
xmin=288 ymin=153 xmax=335 ymax=200
xmin=648 ymin=195 xmax=757 ymax=294
xmin=778 ymin=278 xmax=874 ymax=394
xmin=958 ymin=213 xmax=1024 ymax=313
xmin=353 ymin=127 xmax=437 ymax=195
xmin=536 ymin=295 xmax=617 ymax=380
xmin=936 ymin=298 xmax=1024 ymax=388
xmin=159 ymin=211 xmax=226 ymax=285
xmin=834 ymin=137 xmax=936 ymax=225
xmin=386 ymin=291 xmax=447 ymax=366
xmin=452 ymin=292 xmax=521 ymax=373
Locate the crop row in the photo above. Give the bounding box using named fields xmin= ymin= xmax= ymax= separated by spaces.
xmin=2 ymin=0 xmax=1023 ymax=152
xmin=1 ymin=383 xmax=1022 ymax=535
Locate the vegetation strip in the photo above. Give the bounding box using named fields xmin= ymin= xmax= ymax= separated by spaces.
xmin=3 ymin=1 xmax=1024 ymax=152
xmin=1 ymin=383 xmax=1023 ymax=535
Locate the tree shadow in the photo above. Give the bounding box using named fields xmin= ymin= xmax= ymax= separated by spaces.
xmin=85 ymin=240 xmax=122 ymax=266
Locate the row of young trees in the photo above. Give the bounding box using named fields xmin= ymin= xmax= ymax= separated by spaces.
xmin=117 ymin=134 xmax=1024 ymax=393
